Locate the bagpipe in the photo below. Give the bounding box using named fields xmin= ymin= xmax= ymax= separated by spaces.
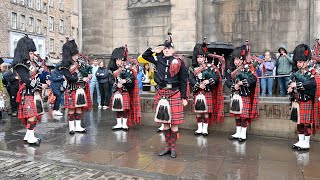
xmin=68 ymin=53 xmax=92 ymax=108
xmin=32 ymin=54 xmax=46 ymax=115
xmin=288 ymin=69 xmax=315 ymax=123
xmin=288 ymin=71 xmax=300 ymax=123
xmin=78 ymin=52 xmax=91 ymax=70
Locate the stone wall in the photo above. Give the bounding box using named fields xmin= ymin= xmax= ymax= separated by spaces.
xmin=82 ymin=0 xmax=196 ymax=55
xmin=0 ymin=1 xmax=9 ymax=57
xmin=83 ymin=0 xmax=320 ymax=55
xmin=200 ymin=0 xmax=313 ymax=53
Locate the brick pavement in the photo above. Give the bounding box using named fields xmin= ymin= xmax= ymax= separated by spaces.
xmin=0 ymin=153 xmax=150 ymax=180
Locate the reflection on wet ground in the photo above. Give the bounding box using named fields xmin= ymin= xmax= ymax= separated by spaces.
xmin=0 ymin=109 xmax=319 ymax=179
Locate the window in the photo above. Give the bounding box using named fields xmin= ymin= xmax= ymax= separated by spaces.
xmin=49 ymin=16 xmax=54 ymax=31
xmin=49 ymin=0 xmax=53 ymax=7
xmin=59 ymin=19 xmax=64 ymax=33
xmin=49 ymin=38 xmax=54 ymax=53
xmin=36 ymin=19 xmax=41 ymax=34
xmin=20 ymin=15 xmax=26 ymax=31
xmin=28 ymin=0 xmax=33 ymax=8
xmin=43 ymin=2 xmax=47 ymax=13
xmin=44 ymin=26 xmax=47 ymax=35
xmin=59 ymin=0 xmax=64 ymax=10
xmin=20 ymin=0 xmax=25 ymax=5
xmin=36 ymin=0 xmax=41 ymax=10
xmin=29 ymin=17 xmax=34 ymax=32
xmin=11 ymin=12 xmax=17 ymax=29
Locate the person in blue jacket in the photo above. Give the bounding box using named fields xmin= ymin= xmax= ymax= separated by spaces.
xmin=50 ymin=62 xmax=65 ymax=116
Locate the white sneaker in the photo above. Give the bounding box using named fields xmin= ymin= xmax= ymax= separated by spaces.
xmin=98 ymin=105 xmax=102 ymax=109
xmin=103 ymin=106 xmax=108 ymax=109
xmin=53 ymin=110 xmax=63 ymax=116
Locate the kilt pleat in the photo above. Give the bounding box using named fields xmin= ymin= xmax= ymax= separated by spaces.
xmin=299 ymin=101 xmax=313 ymax=124
xmin=18 ymin=95 xmax=38 ymax=119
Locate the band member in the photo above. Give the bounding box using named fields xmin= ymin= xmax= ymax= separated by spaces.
xmin=189 ymin=42 xmax=224 ymax=136
xmin=142 ymin=33 xmax=188 ymax=158
xmin=288 ymin=44 xmax=320 ymax=150
xmin=225 ymin=45 xmax=260 ymax=142
xmin=60 ymin=39 xmax=92 ymax=134
xmin=12 ymin=35 xmax=46 ymax=145
xmin=109 ymin=46 xmax=141 ymax=131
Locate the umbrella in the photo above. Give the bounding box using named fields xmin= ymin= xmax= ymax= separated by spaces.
xmin=137 ymin=54 xmax=153 ymax=64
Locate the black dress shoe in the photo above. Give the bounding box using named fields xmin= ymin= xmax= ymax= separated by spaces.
xmin=170 ymin=150 xmax=177 ymax=158
xmin=229 ymin=135 xmax=238 ymax=140
xmin=158 ymin=149 xmax=171 ymax=156
xmin=157 ymin=128 xmax=162 ymax=133
xmin=75 ymin=129 xmax=87 ymax=133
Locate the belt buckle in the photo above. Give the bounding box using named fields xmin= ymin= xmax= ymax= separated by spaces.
xmin=166 ymin=84 xmax=172 ymax=89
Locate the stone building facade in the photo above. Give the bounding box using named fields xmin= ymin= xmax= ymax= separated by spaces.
xmin=82 ymin=0 xmax=320 ymax=56
xmin=0 ymin=0 xmax=80 ymax=63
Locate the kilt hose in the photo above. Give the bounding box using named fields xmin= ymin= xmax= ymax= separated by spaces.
xmin=193 ymin=90 xmax=214 ymax=113
xmin=110 ymin=91 xmax=131 ymax=111
xmin=154 ymin=89 xmax=184 ymax=125
xmin=299 ymin=101 xmax=313 ymax=124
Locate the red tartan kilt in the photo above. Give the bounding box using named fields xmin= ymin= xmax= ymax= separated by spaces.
xmin=154 ymin=89 xmax=184 ymax=125
xmin=110 ymin=91 xmax=130 ymax=111
xmin=64 ymin=86 xmax=91 ymax=110
xmin=18 ymin=95 xmax=38 ymax=119
xmin=193 ymin=90 xmax=214 ymax=113
xmin=64 ymin=90 xmax=76 ymax=109
xmin=230 ymin=96 xmax=251 ymax=119
xmin=299 ymin=101 xmax=313 ymax=124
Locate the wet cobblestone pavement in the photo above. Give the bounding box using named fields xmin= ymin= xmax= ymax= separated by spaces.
xmin=0 ymin=108 xmax=320 ymax=179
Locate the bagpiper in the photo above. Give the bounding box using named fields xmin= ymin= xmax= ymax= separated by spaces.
xmin=142 ymin=33 xmax=188 ymax=158
xmin=225 ymin=45 xmax=260 ymax=142
xmin=189 ymin=40 xmax=224 ymax=136
xmin=288 ymin=44 xmax=320 ymax=150
xmin=13 ymin=35 xmax=46 ymax=145
xmin=109 ymin=46 xmax=141 ymax=131
xmin=60 ymin=39 xmax=92 ymax=134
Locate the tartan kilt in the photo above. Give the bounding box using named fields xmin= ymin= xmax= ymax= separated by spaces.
xmin=299 ymin=101 xmax=313 ymax=124
xmin=154 ymin=89 xmax=184 ymax=125
xmin=230 ymin=96 xmax=251 ymax=119
xmin=64 ymin=84 xmax=91 ymax=110
xmin=64 ymin=90 xmax=77 ymax=109
xmin=110 ymin=91 xmax=130 ymax=111
xmin=193 ymin=90 xmax=214 ymax=113
xmin=18 ymin=95 xmax=38 ymax=119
